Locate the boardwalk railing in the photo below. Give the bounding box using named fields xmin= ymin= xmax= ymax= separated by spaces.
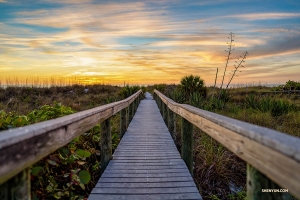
xmin=0 ymin=90 xmax=143 ymax=198
xmin=154 ymin=89 xmax=300 ymax=199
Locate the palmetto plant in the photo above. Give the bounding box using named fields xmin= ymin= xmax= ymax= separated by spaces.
xmin=169 ymin=89 xmax=185 ymax=104
xmin=119 ymin=85 xmax=140 ymax=98
xmin=189 ymin=92 xmax=205 ymax=108
xmin=179 ymin=75 xmax=207 ymax=102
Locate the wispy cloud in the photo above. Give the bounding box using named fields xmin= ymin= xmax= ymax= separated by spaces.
xmin=1 ymin=1 xmax=299 ymax=85
xmin=227 ymin=12 xmax=300 ymax=21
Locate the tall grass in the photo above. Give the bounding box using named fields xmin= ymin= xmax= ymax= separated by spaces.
xmin=0 ymin=76 xmax=131 ymax=88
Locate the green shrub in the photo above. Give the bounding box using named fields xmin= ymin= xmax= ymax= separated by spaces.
xmin=169 ymin=88 xmax=185 ymax=103
xmin=0 ymin=111 xmax=30 ymax=130
xmin=189 ymin=92 xmax=205 ymax=108
xmin=153 ymin=84 xmax=167 ymax=93
xmin=179 ymin=75 xmax=207 ymax=101
xmin=119 ymin=85 xmax=140 ymax=98
xmin=245 ymin=94 xmax=259 ymax=109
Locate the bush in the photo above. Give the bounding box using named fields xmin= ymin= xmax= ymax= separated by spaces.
xmin=179 ymin=75 xmax=207 ymax=101
xmin=119 ymin=85 xmax=140 ymax=98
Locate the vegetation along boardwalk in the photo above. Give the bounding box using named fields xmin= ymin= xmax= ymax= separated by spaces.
xmin=89 ymin=93 xmax=202 ymax=200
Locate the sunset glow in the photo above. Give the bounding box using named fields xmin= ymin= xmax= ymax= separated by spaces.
xmin=0 ymin=0 xmax=300 ymax=86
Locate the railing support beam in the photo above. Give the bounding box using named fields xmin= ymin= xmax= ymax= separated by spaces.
xmin=162 ymin=103 xmax=168 ymax=126
xmin=181 ymin=117 xmax=194 ymax=175
xmin=101 ymin=117 xmax=112 ymax=174
xmin=120 ymin=108 xmax=127 ymax=139
xmin=129 ymin=102 xmax=134 ymax=122
xmin=0 ymin=168 xmax=30 ymax=200
xmin=247 ymin=164 xmax=291 ymax=200
xmin=168 ymin=108 xmax=176 ymax=139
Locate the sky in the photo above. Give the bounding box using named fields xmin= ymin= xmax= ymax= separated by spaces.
xmin=0 ymin=0 xmax=300 ymax=86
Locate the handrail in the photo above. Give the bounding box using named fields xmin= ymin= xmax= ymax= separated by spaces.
xmin=154 ymin=89 xmax=300 ymax=199
xmin=0 ymin=90 xmax=143 ymax=186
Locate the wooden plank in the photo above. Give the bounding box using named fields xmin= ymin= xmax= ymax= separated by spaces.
xmin=103 ymin=168 xmax=190 ymax=174
xmin=155 ymin=89 xmax=300 ymax=198
xmin=0 ymin=90 xmax=142 ymax=185
xmin=98 ymin=176 xmax=194 ymax=183
xmin=106 ymin=161 xmax=186 ymax=166
xmin=95 ymin=181 xmax=196 ymax=188
xmin=113 ymin=153 xmax=180 ymax=157
xmin=89 ymin=193 xmax=202 ymax=200
xmin=91 ymin=187 xmax=199 ymax=194
xmin=101 ymin=172 xmax=193 ymax=178
xmin=104 ymin=165 xmax=188 ymax=170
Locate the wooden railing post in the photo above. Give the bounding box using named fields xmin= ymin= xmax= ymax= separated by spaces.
xmin=132 ymin=100 xmax=136 ymax=116
xmin=164 ymin=104 xmax=169 ymax=127
xmin=158 ymin=98 xmax=162 ymax=114
xmin=247 ymin=164 xmax=291 ymax=200
xmin=181 ymin=117 xmax=194 ymax=175
xmin=168 ymin=108 xmax=176 ymax=139
xmin=162 ymin=101 xmax=165 ymax=119
xmin=129 ymin=102 xmax=134 ymax=122
xmin=120 ymin=108 xmax=127 ymax=139
xmin=135 ymin=98 xmax=138 ymax=112
xmin=0 ymin=168 xmax=30 ymax=200
xmin=101 ymin=117 xmax=111 ymax=173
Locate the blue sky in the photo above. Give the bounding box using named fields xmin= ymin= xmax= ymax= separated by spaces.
xmin=0 ymin=0 xmax=299 ymax=85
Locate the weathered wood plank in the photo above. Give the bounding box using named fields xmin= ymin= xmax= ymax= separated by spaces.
xmin=155 ymin=89 xmax=300 ymax=198
xmin=95 ymin=181 xmax=196 ymax=188
xmin=105 ymin=166 xmax=188 ymax=171
xmin=91 ymin=187 xmax=199 ymax=194
xmin=98 ymin=176 xmax=194 ymax=182
xmin=89 ymin=193 xmax=202 ymax=200
xmin=101 ymin=172 xmax=193 ymax=178
xmin=103 ymin=168 xmax=190 ymax=174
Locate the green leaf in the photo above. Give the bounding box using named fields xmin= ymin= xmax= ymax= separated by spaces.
xmin=75 ymin=149 xmax=91 ymax=158
xmin=72 ymin=136 xmax=80 ymax=143
xmin=31 ymin=166 xmax=44 ymax=177
xmin=6 ymin=116 xmax=11 ymax=123
xmin=58 ymin=147 xmax=70 ymax=158
xmin=78 ymin=170 xmax=91 ymax=185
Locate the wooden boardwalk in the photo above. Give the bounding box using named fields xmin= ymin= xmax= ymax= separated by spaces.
xmin=89 ymin=93 xmax=202 ymax=200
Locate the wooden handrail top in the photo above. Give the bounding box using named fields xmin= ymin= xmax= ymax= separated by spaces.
xmin=0 ymin=90 xmax=142 ymax=185
xmin=154 ymin=89 xmax=300 ymax=197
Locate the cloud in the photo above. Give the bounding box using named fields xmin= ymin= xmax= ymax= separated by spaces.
xmin=248 ymin=34 xmax=300 ymax=58
xmin=43 ymin=0 xmax=93 ymax=4
xmin=227 ymin=12 xmax=300 ymax=21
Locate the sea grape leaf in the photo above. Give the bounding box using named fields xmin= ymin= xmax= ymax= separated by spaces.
xmin=58 ymin=147 xmax=70 ymax=158
xmin=32 ymin=166 xmax=44 ymax=177
xmin=78 ymin=170 xmax=91 ymax=185
xmin=75 ymin=149 xmax=91 ymax=158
